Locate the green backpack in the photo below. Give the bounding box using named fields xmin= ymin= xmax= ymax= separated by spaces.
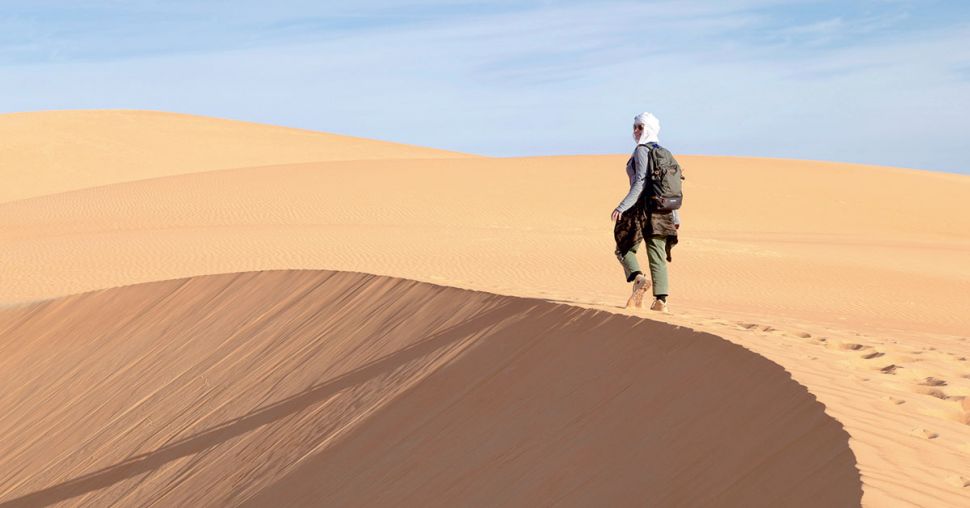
xmin=642 ymin=143 xmax=684 ymax=212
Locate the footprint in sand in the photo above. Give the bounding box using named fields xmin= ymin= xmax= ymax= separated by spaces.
xmin=915 ymin=387 xmax=948 ymax=400
xmin=909 ymin=427 xmax=939 ymax=439
xmin=946 ymin=475 xmax=970 ymax=488
xmin=826 ymin=342 xmax=865 ymax=351
xmin=862 ymin=351 xmax=885 ymax=360
xmin=886 ymin=396 xmax=907 ymax=405
xmin=738 ymin=322 xmax=759 ymax=330
xmin=880 ymin=364 xmax=899 ymax=374
xmin=920 ymin=377 xmax=948 ymax=387
xmin=960 ymin=399 xmax=970 ymax=425
xmin=912 ymin=379 xmax=965 ymax=403
xmin=913 ymin=376 xmax=950 ymax=400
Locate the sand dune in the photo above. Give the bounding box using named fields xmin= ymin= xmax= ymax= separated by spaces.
xmin=2 ymin=111 xmax=969 ymax=505
xmin=2 ymin=156 xmax=967 ymax=335
xmin=0 ymin=110 xmax=474 ymax=203
xmin=0 ymin=270 xmax=860 ymax=507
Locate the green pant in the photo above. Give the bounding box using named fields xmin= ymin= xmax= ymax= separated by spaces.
xmin=616 ymin=235 xmax=669 ymax=296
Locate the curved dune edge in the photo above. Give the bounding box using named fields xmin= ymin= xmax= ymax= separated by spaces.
xmin=0 ymin=110 xmax=478 ymax=204
xmin=0 ymin=270 xmax=861 ymax=507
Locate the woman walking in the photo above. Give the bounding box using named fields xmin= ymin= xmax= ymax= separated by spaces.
xmin=611 ymin=112 xmax=680 ymax=313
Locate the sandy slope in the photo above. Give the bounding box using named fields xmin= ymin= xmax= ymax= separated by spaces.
xmin=2 ymin=156 xmax=967 ymax=335
xmin=0 ymin=110 xmax=474 ymax=203
xmin=1 ymin=111 xmax=969 ymax=505
xmin=0 ymin=270 xmax=860 ymax=507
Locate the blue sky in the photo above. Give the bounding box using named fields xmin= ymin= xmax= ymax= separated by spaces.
xmin=2 ymin=1 xmax=969 ymax=173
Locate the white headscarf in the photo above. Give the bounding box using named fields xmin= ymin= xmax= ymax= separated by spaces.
xmin=633 ymin=112 xmax=660 ymax=145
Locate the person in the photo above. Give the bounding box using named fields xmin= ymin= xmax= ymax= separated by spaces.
xmin=611 ymin=112 xmax=679 ymax=312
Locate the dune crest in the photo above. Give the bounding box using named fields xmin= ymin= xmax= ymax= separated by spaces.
xmin=0 ymin=110 xmax=475 ymax=203
xmin=0 ymin=270 xmax=860 ymax=507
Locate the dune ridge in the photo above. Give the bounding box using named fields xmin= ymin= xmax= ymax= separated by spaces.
xmin=0 ymin=270 xmax=861 ymax=507
xmin=0 ymin=110 xmax=475 ymax=203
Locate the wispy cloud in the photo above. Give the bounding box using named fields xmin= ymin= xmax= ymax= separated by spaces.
xmin=1 ymin=0 xmax=968 ymax=173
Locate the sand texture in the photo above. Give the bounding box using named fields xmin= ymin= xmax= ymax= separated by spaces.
xmin=1 ymin=110 xmax=969 ymax=506
xmin=0 ymin=271 xmax=860 ymax=507
xmin=0 ymin=110 xmax=474 ymax=203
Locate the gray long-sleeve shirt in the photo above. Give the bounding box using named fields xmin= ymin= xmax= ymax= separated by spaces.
xmin=615 ymin=144 xmax=650 ymax=212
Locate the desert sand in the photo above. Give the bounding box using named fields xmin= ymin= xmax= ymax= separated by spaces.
xmin=1 ymin=110 xmax=968 ymax=506
xmin=0 ymin=110 xmax=474 ymax=204
xmin=0 ymin=271 xmax=859 ymax=507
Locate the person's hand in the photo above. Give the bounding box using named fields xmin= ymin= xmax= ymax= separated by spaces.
xmin=611 ymin=209 xmax=622 ymax=222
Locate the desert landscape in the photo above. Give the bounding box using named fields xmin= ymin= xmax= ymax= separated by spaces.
xmin=1 ymin=110 xmax=969 ymax=506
